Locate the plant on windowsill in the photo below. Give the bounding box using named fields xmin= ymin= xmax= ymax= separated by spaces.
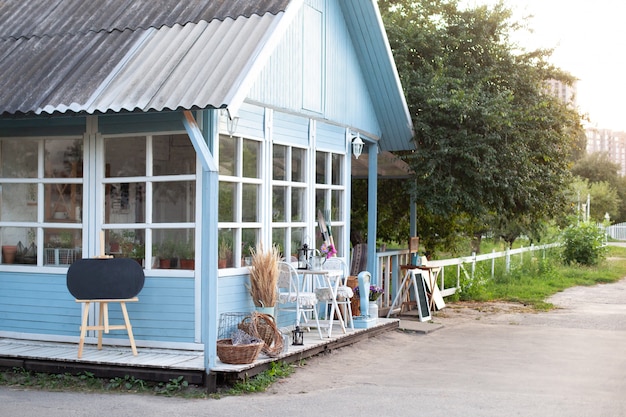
xmin=157 ymin=240 xmax=177 ymax=269
xmin=218 ymin=240 xmax=232 ymax=269
xmin=178 ymin=239 xmax=195 ymax=270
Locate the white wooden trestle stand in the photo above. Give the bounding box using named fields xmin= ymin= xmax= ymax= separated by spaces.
xmin=76 ymin=297 xmax=138 ymax=358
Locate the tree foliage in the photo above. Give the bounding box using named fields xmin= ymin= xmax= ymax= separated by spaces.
xmin=373 ymin=0 xmax=584 ymax=253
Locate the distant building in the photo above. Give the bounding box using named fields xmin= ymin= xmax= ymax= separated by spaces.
xmin=585 ymin=127 xmax=626 ymax=176
xmin=547 ymin=78 xmax=577 ymax=107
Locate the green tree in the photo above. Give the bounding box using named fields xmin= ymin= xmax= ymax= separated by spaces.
xmin=571 ymin=152 xmax=620 ymax=186
xmin=375 ymin=0 xmax=583 ymax=253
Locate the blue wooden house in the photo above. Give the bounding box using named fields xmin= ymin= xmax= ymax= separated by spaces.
xmin=0 ymin=0 xmax=413 ymax=379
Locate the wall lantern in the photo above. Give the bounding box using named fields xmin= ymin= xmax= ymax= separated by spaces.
xmin=292 ymin=326 xmax=304 ymax=345
xmin=352 ymin=132 xmax=364 ymax=159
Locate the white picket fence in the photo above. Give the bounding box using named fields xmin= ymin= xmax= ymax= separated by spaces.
xmin=373 ymin=243 xmax=561 ymax=311
xmin=607 ymin=222 xmax=626 ymax=240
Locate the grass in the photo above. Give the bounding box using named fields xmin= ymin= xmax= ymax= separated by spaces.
xmin=456 ymin=245 xmax=626 ymax=310
xmin=0 ymin=361 xmax=296 ymax=399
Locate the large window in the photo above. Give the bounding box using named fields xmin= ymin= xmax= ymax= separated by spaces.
xmin=272 ymin=144 xmax=307 ymax=260
xmin=102 ymin=134 xmax=197 ymax=270
xmin=315 ymin=151 xmax=345 ymax=255
xmin=218 ymin=134 xmax=262 ymax=268
xmin=0 ymin=137 xmax=83 ymax=266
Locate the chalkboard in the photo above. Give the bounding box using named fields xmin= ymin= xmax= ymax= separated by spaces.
xmin=67 ymin=258 xmax=145 ymax=300
xmin=411 ymin=270 xmax=431 ymax=322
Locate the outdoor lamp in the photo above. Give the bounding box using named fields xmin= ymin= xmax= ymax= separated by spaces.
xmin=352 ymin=133 xmax=364 ymax=159
xmin=297 ymin=243 xmax=312 ymax=270
xmin=292 ymin=326 xmax=304 ymax=345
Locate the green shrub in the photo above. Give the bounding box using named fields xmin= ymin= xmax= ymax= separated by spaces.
xmin=560 ymin=221 xmax=607 ymax=266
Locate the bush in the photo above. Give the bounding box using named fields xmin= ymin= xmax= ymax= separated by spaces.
xmin=560 ymin=221 xmax=607 ymax=266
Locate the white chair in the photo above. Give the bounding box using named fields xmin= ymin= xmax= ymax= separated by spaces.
xmin=276 ymin=262 xmax=323 ymax=339
xmin=317 ymin=257 xmax=354 ymax=330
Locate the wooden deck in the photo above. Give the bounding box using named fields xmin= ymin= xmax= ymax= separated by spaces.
xmin=0 ymin=318 xmax=398 ymax=391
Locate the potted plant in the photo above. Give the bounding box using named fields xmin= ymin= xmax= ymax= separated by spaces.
xmin=218 ymin=240 xmax=232 ymax=269
xmin=247 ymin=244 xmax=281 ymax=316
xmin=129 ymin=243 xmax=145 ymax=266
xmin=157 ymin=240 xmax=177 ymax=269
xmin=178 ymin=239 xmax=195 ymax=270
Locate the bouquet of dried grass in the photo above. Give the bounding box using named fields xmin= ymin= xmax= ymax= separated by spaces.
xmin=247 ymin=244 xmax=281 ymax=308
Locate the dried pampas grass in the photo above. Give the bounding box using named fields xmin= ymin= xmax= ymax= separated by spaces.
xmin=248 ymin=244 xmax=281 ymax=308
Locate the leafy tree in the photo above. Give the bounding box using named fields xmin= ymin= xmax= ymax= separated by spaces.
xmin=373 ymin=0 xmax=583 ymax=253
xmin=571 ymin=152 xmax=620 ymax=186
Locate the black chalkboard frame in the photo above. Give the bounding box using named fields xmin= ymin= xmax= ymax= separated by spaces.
xmin=411 ymin=270 xmax=431 ymax=322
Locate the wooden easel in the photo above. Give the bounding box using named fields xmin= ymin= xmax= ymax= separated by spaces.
xmin=76 ymin=297 xmax=138 ymax=358
xmin=386 ymin=269 xmax=432 ymax=321
xmin=75 ymin=233 xmax=139 ymax=358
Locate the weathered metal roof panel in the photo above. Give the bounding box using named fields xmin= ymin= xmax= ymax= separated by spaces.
xmin=0 ymin=0 xmax=290 ymax=39
xmin=0 ymin=1 xmax=290 ymax=115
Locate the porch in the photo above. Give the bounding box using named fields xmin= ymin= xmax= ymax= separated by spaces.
xmin=0 ymin=319 xmax=399 ymax=392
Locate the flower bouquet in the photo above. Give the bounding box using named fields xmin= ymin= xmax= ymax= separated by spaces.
xmin=320 ymin=242 xmax=337 ymax=259
xmin=354 ymin=285 xmax=384 ymax=301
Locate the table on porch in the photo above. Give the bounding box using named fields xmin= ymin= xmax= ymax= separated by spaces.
xmin=297 ymin=268 xmax=347 ymax=337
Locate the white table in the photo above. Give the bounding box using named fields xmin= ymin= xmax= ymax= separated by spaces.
xmin=297 ymin=269 xmax=346 ymax=337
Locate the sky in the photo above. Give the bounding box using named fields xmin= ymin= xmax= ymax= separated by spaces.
xmin=467 ymin=0 xmax=626 ymax=132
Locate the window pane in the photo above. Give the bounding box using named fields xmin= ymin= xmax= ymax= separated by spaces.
xmin=106 ymin=229 xmax=145 ymax=260
xmin=1 ymin=139 xmax=37 ymax=178
xmin=43 ymin=229 xmax=82 ymax=266
xmin=292 ymin=148 xmax=305 ymax=182
xmin=272 ymin=228 xmax=286 ymax=258
xmin=153 ymin=181 xmax=195 ymax=223
xmin=45 ymin=183 xmax=83 ymax=223
xmin=291 ymin=187 xmax=305 ymax=222
xmin=153 ymin=134 xmax=195 ymax=175
xmin=273 ymin=144 xmax=286 ymax=180
xmin=242 ymin=183 xmax=258 ymax=222
xmin=315 ymin=188 xmax=325 ymax=218
xmin=45 ymin=139 xmax=83 ymax=179
xmin=331 ymin=153 xmax=343 ymax=185
xmin=153 ymin=228 xmax=194 ymax=269
xmin=242 ymin=139 xmax=260 ymax=178
xmin=331 ymin=189 xmax=343 ymax=220
xmin=106 ymin=183 xmax=145 ymax=224
xmin=105 ymin=137 xmax=146 ymax=177
xmin=1 ymin=227 xmax=37 ymax=265
xmin=272 ymin=186 xmax=286 ymax=222
xmin=218 ymin=182 xmax=235 ymax=222
xmin=219 ymin=135 xmax=236 ymax=176
xmin=1 ymin=184 xmax=37 ymax=222
xmin=290 ymin=227 xmax=306 ymax=258
xmin=315 ymin=151 xmax=326 ymax=183
xmin=242 ymin=228 xmax=259 ymax=260
xmin=218 ymin=228 xmax=234 ymax=268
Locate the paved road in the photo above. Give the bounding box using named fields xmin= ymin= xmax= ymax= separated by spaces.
xmin=2 ymin=277 xmax=626 ymax=416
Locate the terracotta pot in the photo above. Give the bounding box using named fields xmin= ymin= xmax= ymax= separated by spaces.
xmin=159 ymin=258 xmax=171 ymax=269
xmin=180 ymin=259 xmax=195 ymax=270
xmin=2 ymin=245 xmax=17 ymax=264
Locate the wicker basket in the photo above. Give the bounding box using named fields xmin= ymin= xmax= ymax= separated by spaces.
xmin=216 ymin=339 xmax=264 ymax=364
xmin=238 ymin=312 xmax=284 ymax=357
xmin=239 ymin=314 xmax=274 ymax=346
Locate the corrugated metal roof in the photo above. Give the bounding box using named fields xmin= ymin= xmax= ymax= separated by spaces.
xmin=0 ymin=0 xmax=292 ymax=115
xmin=0 ymin=0 xmax=413 ymax=151
xmin=0 ymin=0 xmax=290 ymax=39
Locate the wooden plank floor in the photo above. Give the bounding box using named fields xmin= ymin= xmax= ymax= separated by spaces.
xmin=0 ymin=318 xmax=399 ymax=389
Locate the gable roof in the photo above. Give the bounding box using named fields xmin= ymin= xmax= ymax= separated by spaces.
xmin=0 ymin=0 xmax=413 ymax=150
